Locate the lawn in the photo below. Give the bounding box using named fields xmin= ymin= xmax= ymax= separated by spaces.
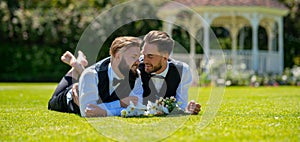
xmin=0 ymin=83 xmax=299 ymax=141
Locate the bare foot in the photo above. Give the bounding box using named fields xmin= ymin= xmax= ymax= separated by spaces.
xmin=61 ymin=51 xmax=77 ymax=66
xmin=61 ymin=51 xmax=84 ymax=74
xmin=77 ymin=50 xmax=88 ymax=67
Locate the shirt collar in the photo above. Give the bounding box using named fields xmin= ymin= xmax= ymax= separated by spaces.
xmin=108 ymin=63 xmax=121 ymax=81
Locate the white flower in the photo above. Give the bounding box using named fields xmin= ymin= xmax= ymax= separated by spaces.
xmin=121 ymin=96 xmax=182 ymax=117
xmin=126 ymin=101 xmax=135 ymax=117
xmin=170 ymin=96 xmax=176 ymax=102
xmin=135 ymin=102 xmax=147 ymax=116
xmin=146 ymin=101 xmax=158 ymax=115
xmin=159 ymin=97 xmax=164 ymax=103
xmin=121 ymin=109 xmax=128 ymax=117
xmin=135 ymin=102 xmax=147 ymax=110
xmin=282 ymin=75 xmax=287 ymax=81
xmin=251 ymin=75 xmax=257 ymax=82
xmin=146 ymin=101 xmax=153 ymax=110
xmin=121 ymin=101 xmax=147 ymax=117
xmin=126 ymin=108 xmax=134 ymax=117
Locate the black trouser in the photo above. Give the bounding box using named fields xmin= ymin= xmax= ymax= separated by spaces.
xmin=48 ymin=76 xmax=80 ymax=115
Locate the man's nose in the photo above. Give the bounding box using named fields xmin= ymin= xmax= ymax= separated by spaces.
xmin=143 ymin=55 xmax=148 ymax=62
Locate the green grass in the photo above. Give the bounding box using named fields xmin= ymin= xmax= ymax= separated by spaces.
xmin=0 ymin=83 xmax=299 ymax=141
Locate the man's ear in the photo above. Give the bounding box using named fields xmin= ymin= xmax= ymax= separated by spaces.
xmin=115 ymin=52 xmax=121 ymax=60
xmin=162 ymin=53 xmax=169 ymax=60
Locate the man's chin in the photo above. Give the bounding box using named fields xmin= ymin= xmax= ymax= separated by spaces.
xmin=131 ymin=65 xmax=137 ymax=70
xmin=145 ymin=69 xmax=152 ymax=73
xmin=130 ymin=68 xmax=137 ymax=74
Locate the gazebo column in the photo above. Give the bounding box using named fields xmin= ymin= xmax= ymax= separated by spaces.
xmin=188 ymin=14 xmax=203 ymax=67
xmin=203 ymin=13 xmax=214 ymax=61
xmin=266 ymin=24 xmax=275 ymax=52
xmin=188 ymin=15 xmax=203 ymax=85
xmin=203 ymin=21 xmax=210 ymax=60
xmin=188 ymin=16 xmax=197 ymax=65
xmin=277 ymin=17 xmax=284 ymax=73
xmin=188 ymin=30 xmax=198 ymax=85
xmin=162 ymin=16 xmax=175 ymax=37
xmin=264 ymin=22 xmax=275 ymax=72
xmin=225 ymin=23 xmax=243 ymax=71
xmin=189 ymin=32 xmax=196 ymax=63
xmin=231 ymin=27 xmax=239 ymax=71
xmin=250 ymin=17 xmax=259 ymax=73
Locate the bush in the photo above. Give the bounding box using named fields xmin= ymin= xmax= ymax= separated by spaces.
xmin=0 ymin=0 xmax=161 ymax=82
xmin=199 ymin=63 xmax=300 ymax=87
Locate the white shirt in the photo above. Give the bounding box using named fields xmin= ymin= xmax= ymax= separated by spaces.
xmin=79 ymin=60 xmax=143 ymax=117
xmin=108 ymin=63 xmax=121 ymax=95
xmin=150 ymin=61 xmax=192 ymax=110
xmin=150 ymin=63 xmax=169 ymax=92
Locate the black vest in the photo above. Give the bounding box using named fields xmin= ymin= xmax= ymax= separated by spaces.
xmin=95 ymin=58 xmax=137 ymax=104
xmin=140 ymin=60 xmax=183 ymax=104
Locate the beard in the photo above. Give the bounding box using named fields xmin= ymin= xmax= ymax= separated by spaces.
xmin=118 ymin=57 xmax=138 ymax=78
xmin=145 ymin=59 xmax=163 ymax=74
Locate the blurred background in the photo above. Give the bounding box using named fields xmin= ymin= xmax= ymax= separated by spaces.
xmin=0 ymin=0 xmax=299 ymax=86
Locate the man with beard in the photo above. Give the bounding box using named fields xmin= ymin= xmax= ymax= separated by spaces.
xmin=140 ymin=31 xmax=201 ymax=115
xmin=79 ymin=36 xmax=143 ymax=117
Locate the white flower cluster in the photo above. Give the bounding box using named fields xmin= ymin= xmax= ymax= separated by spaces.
xmin=121 ymin=101 xmax=147 ymax=117
xmin=121 ymin=96 xmax=179 ymax=117
xmin=144 ymin=100 xmax=170 ymax=116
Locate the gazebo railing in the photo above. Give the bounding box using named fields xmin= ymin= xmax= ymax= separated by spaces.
xmin=172 ymin=49 xmax=281 ymax=74
xmin=258 ymin=51 xmax=281 ymax=74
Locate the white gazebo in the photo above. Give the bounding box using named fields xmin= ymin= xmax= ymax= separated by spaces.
xmin=157 ymin=0 xmax=289 ymax=74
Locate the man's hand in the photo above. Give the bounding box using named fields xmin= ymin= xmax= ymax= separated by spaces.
xmin=85 ymin=104 xmax=107 ymax=117
xmin=186 ymin=100 xmax=201 ymax=115
xmin=120 ymin=96 xmax=138 ymax=107
xmin=71 ymin=83 xmax=79 ymax=106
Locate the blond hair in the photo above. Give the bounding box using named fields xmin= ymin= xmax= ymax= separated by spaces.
xmin=110 ymin=36 xmax=142 ymax=57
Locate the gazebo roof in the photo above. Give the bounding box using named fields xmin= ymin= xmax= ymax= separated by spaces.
xmin=162 ymin=0 xmax=288 ymax=10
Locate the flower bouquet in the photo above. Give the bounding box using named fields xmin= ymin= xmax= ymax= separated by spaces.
xmin=121 ymin=96 xmax=185 ymax=117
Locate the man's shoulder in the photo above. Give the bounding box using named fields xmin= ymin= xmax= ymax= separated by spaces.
xmin=169 ymin=58 xmax=189 ymax=68
xmin=81 ymin=57 xmax=111 ymax=75
xmin=94 ymin=57 xmax=111 ymax=72
xmin=81 ymin=65 xmax=97 ymax=78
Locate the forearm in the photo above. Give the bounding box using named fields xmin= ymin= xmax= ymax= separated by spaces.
xmin=176 ymin=64 xmax=192 ymax=110
xmin=96 ymin=103 xmax=123 ymax=116
xmin=79 ymin=69 xmax=99 ymax=117
xmin=130 ymin=76 xmax=144 ymax=104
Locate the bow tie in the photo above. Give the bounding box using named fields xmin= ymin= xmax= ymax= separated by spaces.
xmin=150 ymin=74 xmax=165 ymax=79
xmin=112 ymin=78 xmax=124 ymax=86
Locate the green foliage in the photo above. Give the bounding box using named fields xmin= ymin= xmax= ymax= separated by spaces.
xmin=199 ymin=71 xmax=211 ymax=86
xmin=0 ymin=83 xmax=299 ymax=141
xmin=1 ymin=0 xmax=300 ymax=81
xmin=0 ymin=0 xmax=161 ymax=81
xmin=280 ymin=0 xmax=300 ymax=67
xmin=0 ymin=42 xmax=68 ymax=82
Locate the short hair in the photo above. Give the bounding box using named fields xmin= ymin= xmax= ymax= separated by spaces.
xmin=143 ymin=30 xmax=174 ymax=55
xmin=110 ymin=36 xmax=142 ymax=57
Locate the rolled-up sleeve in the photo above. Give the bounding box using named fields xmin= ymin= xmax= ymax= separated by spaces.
xmin=129 ymin=75 xmax=144 ymax=104
xmin=79 ymin=67 xmax=99 ymax=117
xmin=176 ymin=63 xmax=192 ymax=110
xmin=79 ymin=66 xmax=129 ymax=117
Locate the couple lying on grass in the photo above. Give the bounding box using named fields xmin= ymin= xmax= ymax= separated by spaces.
xmin=48 ymin=30 xmax=201 ymax=117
